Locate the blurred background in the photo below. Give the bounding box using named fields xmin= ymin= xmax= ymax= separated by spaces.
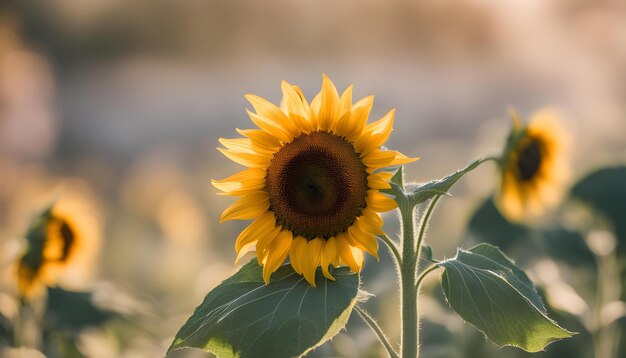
xmin=1 ymin=0 xmax=626 ymax=357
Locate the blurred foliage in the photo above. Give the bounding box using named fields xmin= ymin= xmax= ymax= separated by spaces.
xmin=467 ymin=197 xmax=529 ymax=253
xmin=571 ymin=167 xmax=626 ymax=256
xmin=541 ymin=228 xmax=596 ymax=273
xmin=45 ymin=287 xmax=116 ymax=332
xmin=0 ymin=313 xmax=13 ymax=347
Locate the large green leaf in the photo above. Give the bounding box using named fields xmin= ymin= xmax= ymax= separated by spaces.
xmin=407 ymin=159 xmax=483 ymax=206
xmin=168 ymin=260 xmax=359 ymax=358
xmin=570 ymin=166 xmax=626 ymax=255
xmin=46 ymin=287 xmax=116 ymax=331
xmin=437 ymin=243 xmax=573 ymax=352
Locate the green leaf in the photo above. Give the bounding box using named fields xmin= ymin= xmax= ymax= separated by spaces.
xmin=437 ymin=243 xmax=573 ymax=352
xmin=46 ymin=287 xmax=116 ymax=331
xmin=20 ymin=207 xmax=54 ymax=271
xmin=390 ymin=165 xmax=404 ymax=187
xmin=407 ymin=159 xmax=483 ymax=206
xmin=380 ymin=166 xmax=406 ymax=201
xmin=168 ymin=260 xmax=359 ymax=358
xmin=570 ymin=166 xmax=626 ymax=255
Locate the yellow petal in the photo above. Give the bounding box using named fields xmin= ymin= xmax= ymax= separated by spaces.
xmin=17 ymin=264 xmax=42 ymax=299
xmin=351 ymin=247 xmax=364 ymax=271
xmin=365 ymin=109 xmax=395 ymax=148
xmin=336 ymin=233 xmax=359 ymax=272
xmin=356 ymin=212 xmax=384 ymax=236
xmin=212 ymin=168 xmax=266 ymax=196
xmin=282 ymin=83 xmax=315 ymax=133
xmin=217 ymin=147 xmax=271 ymax=168
xmin=310 ymin=92 xmax=321 ymax=117
xmin=497 ymin=177 xmax=525 ymax=221
xmin=389 ymin=151 xmax=419 ymax=166
xmin=362 ymin=150 xmax=397 ymax=169
xmin=290 ymin=113 xmax=315 ymax=134
xmin=289 ymin=236 xmax=308 ymax=274
xmin=262 ymin=230 xmax=293 ymax=284
xmin=333 ymin=111 xmax=353 ymax=138
xmin=302 ymin=238 xmax=323 ymax=287
xmin=218 ymin=138 xmax=254 ymax=153
xmin=333 ymin=85 xmax=354 ymax=134
xmin=246 ymin=109 xmax=293 ymax=143
xmin=339 ymin=85 xmax=354 ymax=116
xmin=234 ymin=212 xmax=276 ymax=258
xmin=236 ymin=128 xmax=282 ymax=153
xmin=281 ymin=81 xmax=310 ymax=119
xmin=321 ymin=237 xmax=338 ymax=280
xmin=367 ymin=172 xmax=392 ymax=190
xmin=317 ymin=74 xmax=340 ymax=131
xmin=213 ymin=168 xmax=265 ymax=188
xmin=362 ymin=207 xmax=383 ymax=227
xmin=256 ymin=226 xmax=282 ymax=264
xmin=347 ymin=223 xmax=379 ymax=259
xmin=345 ymin=95 xmax=374 ymax=140
xmin=367 ymin=190 xmax=397 ymax=212
xmin=245 ymin=94 xmax=296 ymax=133
xmin=219 ymin=191 xmax=270 ymax=222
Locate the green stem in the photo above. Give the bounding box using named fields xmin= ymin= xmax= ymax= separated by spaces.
xmin=415 ymin=265 xmax=440 ymax=293
xmin=479 ymin=156 xmax=501 ymax=165
xmin=14 ymin=301 xmax=23 ymax=348
xmin=415 ymin=195 xmax=441 ymax=269
xmin=377 ymin=234 xmax=401 ymax=265
xmin=593 ymin=246 xmax=621 ymax=358
xmin=355 ymin=305 xmax=399 ymax=358
xmin=395 ymin=156 xmax=497 ymax=358
xmin=399 ymin=200 xmax=418 ymax=358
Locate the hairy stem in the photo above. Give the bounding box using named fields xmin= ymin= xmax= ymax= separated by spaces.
xmin=395 ymin=157 xmax=496 ymax=357
xmin=415 ymin=195 xmax=441 ymax=274
xmin=355 ymin=305 xmax=399 ymax=358
xmin=399 ymin=200 xmax=418 ymax=358
xmin=378 ymin=234 xmax=401 ymax=266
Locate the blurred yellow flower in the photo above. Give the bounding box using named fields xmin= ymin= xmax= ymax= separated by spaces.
xmin=496 ymin=109 xmax=569 ymax=222
xmin=17 ymin=199 xmax=100 ymax=299
xmin=213 ymin=75 xmax=417 ymax=287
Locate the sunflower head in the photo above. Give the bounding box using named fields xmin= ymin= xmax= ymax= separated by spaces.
xmin=16 ymin=201 xmax=99 ymax=299
xmin=495 ymin=109 xmax=569 ymax=222
xmin=213 ymin=75 xmax=417 ymax=287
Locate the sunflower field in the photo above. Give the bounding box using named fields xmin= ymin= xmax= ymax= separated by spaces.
xmin=1 ymin=2 xmax=626 ymax=358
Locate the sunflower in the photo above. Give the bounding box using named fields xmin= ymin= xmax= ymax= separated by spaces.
xmin=17 ymin=200 xmax=100 ymax=299
xmin=213 ymin=75 xmax=417 ymax=287
xmin=495 ymin=109 xmax=569 ymax=222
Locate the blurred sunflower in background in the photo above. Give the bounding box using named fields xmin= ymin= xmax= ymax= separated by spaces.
xmin=495 ymin=109 xmax=569 ymax=222
xmin=16 ymin=198 xmax=101 ymax=299
xmin=213 ymin=75 xmax=416 ymax=286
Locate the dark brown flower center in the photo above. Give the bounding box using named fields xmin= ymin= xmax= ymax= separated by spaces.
xmin=265 ymin=131 xmax=369 ymax=240
xmin=516 ymin=139 xmax=543 ymax=181
xmin=49 ymin=218 xmax=76 ymax=262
